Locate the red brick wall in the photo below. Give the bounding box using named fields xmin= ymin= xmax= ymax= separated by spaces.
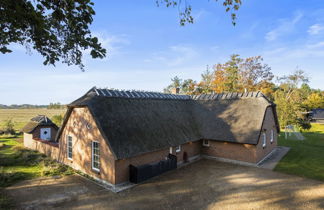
xmin=201 ymin=106 xmax=278 ymax=163
xmin=24 ymin=133 xmax=59 ymax=159
xmin=115 ymin=141 xmax=201 ymax=184
xmin=58 ymin=107 xmax=116 ymax=184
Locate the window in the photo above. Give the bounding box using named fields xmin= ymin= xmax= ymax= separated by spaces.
xmin=67 ymin=136 xmax=72 ymax=160
xmin=262 ymin=133 xmax=266 ymax=148
xmin=175 ymin=145 xmax=181 ymax=153
xmin=203 ymin=140 xmax=209 ymax=147
xmin=169 ymin=147 xmax=173 ymax=154
xmin=92 ymin=141 xmax=100 ymax=171
xmin=270 ymin=130 xmax=274 ymax=143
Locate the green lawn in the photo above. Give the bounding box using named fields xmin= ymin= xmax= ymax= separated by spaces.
xmin=0 ymin=135 xmax=73 ymax=209
xmin=275 ymin=123 xmax=324 ymax=181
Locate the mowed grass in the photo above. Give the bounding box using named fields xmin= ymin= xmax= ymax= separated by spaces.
xmin=0 ymin=136 xmax=74 ymax=187
xmin=0 ymin=109 xmax=66 ymax=131
xmin=275 ymin=123 xmax=324 ymax=181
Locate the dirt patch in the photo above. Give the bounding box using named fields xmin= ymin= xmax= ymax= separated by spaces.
xmin=6 ymin=159 xmax=324 ymax=209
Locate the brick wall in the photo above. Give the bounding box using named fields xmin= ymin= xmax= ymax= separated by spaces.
xmin=115 ymin=141 xmax=201 ymax=184
xmin=23 ymin=133 xmax=59 ymax=159
xmin=58 ymin=107 xmax=116 ymax=184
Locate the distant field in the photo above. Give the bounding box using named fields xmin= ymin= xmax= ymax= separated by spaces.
xmin=0 ymin=109 xmax=66 ymax=131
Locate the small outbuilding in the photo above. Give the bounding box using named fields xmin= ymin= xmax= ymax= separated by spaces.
xmin=310 ymin=109 xmax=324 ymax=124
xmin=22 ymin=115 xmax=58 ymax=142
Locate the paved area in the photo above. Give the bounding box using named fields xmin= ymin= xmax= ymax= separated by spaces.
xmin=258 ymin=146 xmax=290 ymax=169
xmin=6 ymin=159 xmax=324 ymax=210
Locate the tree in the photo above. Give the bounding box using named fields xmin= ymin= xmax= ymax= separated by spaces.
xmin=1 ymin=1 xmax=242 ymax=70
xmin=3 ymin=119 xmax=15 ymax=135
xmin=303 ymin=92 xmax=324 ymax=110
xmin=156 ymin=0 xmax=242 ymax=25
xmin=1 ymin=0 xmax=106 ymax=70
xmin=274 ymin=70 xmax=310 ymax=128
xmin=197 ymin=68 xmax=214 ymax=94
xmin=163 ymin=76 xmax=182 ymax=93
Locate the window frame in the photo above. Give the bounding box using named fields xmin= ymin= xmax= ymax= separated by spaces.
xmin=91 ymin=141 xmax=100 ymax=172
xmin=67 ymin=135 xmax=73 ymax=160
xmin=203 ymin=140 xmax=209 ymax=147
xmin=175 ymin=145 xmax=181 ymax=153
xmin=262 ymin=132 xmax=266 ymax=148
xmin=270 ymin=130 xmax=274 ymax=143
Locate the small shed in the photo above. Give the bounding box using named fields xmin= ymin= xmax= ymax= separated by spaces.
xmin=310 ymin=109 xmax=324 ymax=124
xmin=21 ymin=115 xmax=58 ymax=141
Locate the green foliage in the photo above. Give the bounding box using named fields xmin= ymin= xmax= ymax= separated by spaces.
xmin=156 ymin=0 xmax=242 ymax=25
xmin=2 ymin=119 xmax=15 ymax=135
xmin=0 ymin=136 xmax=74 ymax=188
xmin=48 ymin=102 xmax=65 ymax=109
xmin=51 ymin=114 xmax=64 ymax=127
xmin=275 ymin=124 xmax=324 ymax=181
xmin=0 ymin=0 xmax=106 ymax=70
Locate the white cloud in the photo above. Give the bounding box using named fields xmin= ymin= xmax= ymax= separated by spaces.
xmin=306 ymin=41 xmax=324 ymax=49
xmin=308 ymin=24 xmax=324 ymax=35
xmin=265 ymin=11 xmax=303 ymax=41
xmin=145 ymin=44 xmax=198 ymax=66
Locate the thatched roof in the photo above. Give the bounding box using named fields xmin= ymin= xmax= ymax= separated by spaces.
xmin=57 ymin=87 xmax=279 ymax=160
xmin=21 ymin=115 xmax=58 ymax=133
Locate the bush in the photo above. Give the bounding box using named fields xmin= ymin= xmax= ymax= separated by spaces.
xmin=51 ymin=114 xmax=64 ymax=126
xmin=2 ymin=119 xmax=15 ymax=135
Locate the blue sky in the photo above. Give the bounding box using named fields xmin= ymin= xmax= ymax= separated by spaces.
xmin=1 ymin=0 xmax=324 ymax=105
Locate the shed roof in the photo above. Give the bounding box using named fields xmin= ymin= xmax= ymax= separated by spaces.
xmin=312 ymin=109 xmax=324 ymax=119
xmin=21 ymin=115 xmax=58 ymax=133
xmin=57 ymin=87 xmax=279 ymax=159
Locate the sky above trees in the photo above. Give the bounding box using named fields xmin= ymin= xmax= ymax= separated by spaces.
xmin=1 ymin=0 xmax=324 ymax=104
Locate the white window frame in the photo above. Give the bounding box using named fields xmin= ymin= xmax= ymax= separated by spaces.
xmin=169 ymin=147 xmax=173 ymax=154
xmin=262 ymin=132 xmax=266 ymax=148
xmin=175 ymin=145 xmax=181 ymax=153
xmin=270 ymin=130 xmax=274 ymax=143
xmin=67 ymin=135 xmax=73 ymax=160
xmin=92 ymin=141 xmax=100 ymax=172
xmin=203 ymin=140 xmax=209 ymax=147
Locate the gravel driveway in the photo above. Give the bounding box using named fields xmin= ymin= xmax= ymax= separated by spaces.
xmin=6 ymin=159 xmax=324 ymax=209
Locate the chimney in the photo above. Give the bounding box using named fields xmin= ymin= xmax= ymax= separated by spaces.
xmin=171 ymin=87 xmax=180 ymax=94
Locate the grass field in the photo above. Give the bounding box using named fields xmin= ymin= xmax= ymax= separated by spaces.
xmin=275 ymin=123 xmax=324 ymax=181
xmin=0 ymin=109 xmax=66 ymax=131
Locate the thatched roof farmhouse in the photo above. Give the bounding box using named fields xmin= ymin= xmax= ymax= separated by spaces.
xmin=23 ymin=87 xmax=280 ymax=188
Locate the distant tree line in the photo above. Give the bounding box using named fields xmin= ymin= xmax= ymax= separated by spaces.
xmin=48 ymin=103 xmax=65 ymax=109
xmin=0 ymin=104 xmax=47 ymax=109
xmin=164 ymin=54 xmax=324 ymax=129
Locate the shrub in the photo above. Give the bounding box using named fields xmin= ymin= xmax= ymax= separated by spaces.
xmin=3 ymin=119 xmax=15 ymax=135
xmin=51 ymin=114 xmax=64 ymax=126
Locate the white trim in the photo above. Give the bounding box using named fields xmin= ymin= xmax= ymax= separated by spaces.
xmin=67 ymin=135 xmax=73 ymax=160
xmin=91 ymin=141 xmax=100 ymax=172
xmin=262 ymin=132 xmax=266 ymax=148
xmin=270 ymin=130 xmax=274 ymax=143
xmin=202 ymin=140 xmax=209 ymax=147
xmin=169 ymin=147 xmax=173 ymax=154
xmin=175 ymin=145 xmax=181 ymax=153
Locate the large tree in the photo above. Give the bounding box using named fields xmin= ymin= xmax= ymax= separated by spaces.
xmin=0 ymin=0 xmax=106 ymax=71
xmin=1 ymin=0 xmax=242 ymax=70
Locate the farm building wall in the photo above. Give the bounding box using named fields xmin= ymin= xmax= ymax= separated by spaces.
xmin=201 ymin=106 xmax=278 ymax=163
xmin=57 ymin=107 xmax=116 ymax=184
xmin=32 ymin=125 xmax=58 ymax=141
xmin=115 ymin=141 xmax=201 ymax=184
xmin=23 ymin=133 xmax=59 ymax=159
xmin=255 ymin=106 xmax=278 ymax=162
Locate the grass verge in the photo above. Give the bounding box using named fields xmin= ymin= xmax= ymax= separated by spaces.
xmin=0 ymin=135 xmax=74 ymax=208
xmin=275 ymin=123 xmax=324 ymax=181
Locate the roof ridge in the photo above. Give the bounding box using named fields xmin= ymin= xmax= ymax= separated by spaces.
xmin=92 ymin=87 xmax=191 ymax=100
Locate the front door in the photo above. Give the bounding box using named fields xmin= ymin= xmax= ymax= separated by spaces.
xmin=40 ymin=128 xmax=51 ymax=140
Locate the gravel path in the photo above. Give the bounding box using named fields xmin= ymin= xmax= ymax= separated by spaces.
xmin=6 ymin=159 xmax=324 ymax=210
